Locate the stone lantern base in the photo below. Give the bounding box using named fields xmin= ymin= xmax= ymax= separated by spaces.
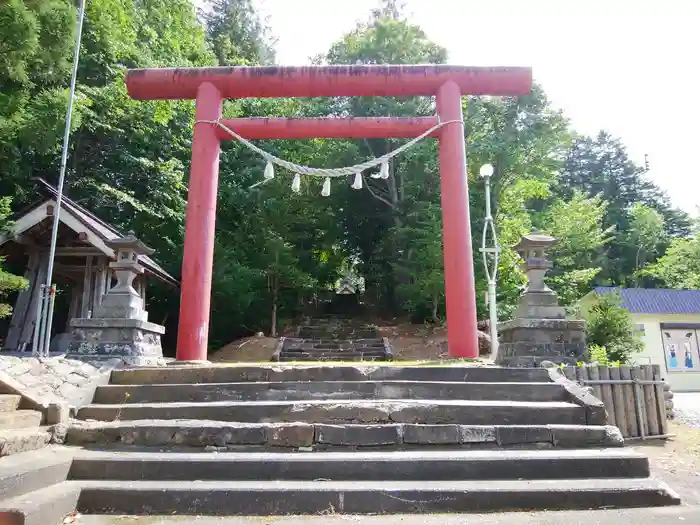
xmin=67 ymin=318 xmax=166 ymax=366
xmin=497 ymin=318 xmax=587 ymax=367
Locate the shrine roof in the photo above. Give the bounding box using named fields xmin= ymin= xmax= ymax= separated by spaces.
xmin=0 ymin=179 xmax=178 ymax=287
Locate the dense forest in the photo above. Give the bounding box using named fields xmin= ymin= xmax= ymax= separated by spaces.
xmin=1 ymin=0 xmax=698 ymax=351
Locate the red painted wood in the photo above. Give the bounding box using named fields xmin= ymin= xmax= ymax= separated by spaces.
xmin=216 ymin=117 xmax=441 ymax=140
xmin=129 ymin=64 xmax=533 ymax=361
xmin=437 ymin=80 xmax=478 ymax=358
xmin=176 ymin=82 xmax=222 ymax=362
xmin=126 ymin=65 xmax=532 ymax=100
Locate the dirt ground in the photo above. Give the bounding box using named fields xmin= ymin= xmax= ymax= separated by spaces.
xmin=210 ymin=324 xmax=453 ymax=362
xmin=633 ymin=420 xmax=700 ymax=505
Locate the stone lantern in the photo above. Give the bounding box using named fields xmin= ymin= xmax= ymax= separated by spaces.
xmin=67 ymin=232 xmax=165 ymax=366
xmin=496 ymin=230 xmax=587 ymax=367
xmin=93 ymin=232 xmax=153 ymax=321
xmin=512 ymin=231 xmax=563 ymax=320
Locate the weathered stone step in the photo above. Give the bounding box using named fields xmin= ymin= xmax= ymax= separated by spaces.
xmin=93 ymin=381 xmax=567 ymax=404
xmin=0 ymin=447 xmax=73 ymax=500
xmin=73 ymin=478 xmax=681 ymax=515
xmin=0 ymin=394 xmax=21 ymax=413
xmin=66 ymin=420 xmax=623 ymax=449
xmin=110 ymin=365 xmax=549 ymax=385
xmin=281 ymin=347 xmax=386 ymax=354
xmin=0 ymin=481 xmax=80 ymax=525
xmin=0 ymin=410 xmax=42 ymax=430
xmin=69 ymin=449 xmax=647 ymax=482
xmin=0 ymin=429 xmax=51 ymax=457
xmin=278 ymin=353 xmax=387 ymax=361
xmin=76 ymin=399 xmax=584 ymax=425
xmin=284 ymin=339 xmax=385 ymax=347
xmin=281 ymin=349 xmax=387 ymax=355
xmin=297 ymin=329 xmax=379 ymax=339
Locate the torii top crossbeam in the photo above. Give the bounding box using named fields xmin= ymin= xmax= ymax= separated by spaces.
xmin=125 ymin=65 xmax=531 ymax=100
xmin=124 ymin=64 xmax=532 ymax=362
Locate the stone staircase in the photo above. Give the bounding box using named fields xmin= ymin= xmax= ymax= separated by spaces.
xmin=275 ymin=317 xmax=393 ymax=362
xmin=0 ymin=364 xmax=681 ymax=521
xmin=0 ymin=394 xmax=49 ymax=457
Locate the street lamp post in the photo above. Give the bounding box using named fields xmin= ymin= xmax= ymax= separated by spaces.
xmin=478 ymin=163 xmax=500 ymax=360
xmin=33 ymin=0 xmax=87 ymax=358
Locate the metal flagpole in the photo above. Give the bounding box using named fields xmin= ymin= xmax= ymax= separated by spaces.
xmin=479 ymin=163 xmax=500 ymax=360
xmin=39 ymin=0 xmax=87 ymax=358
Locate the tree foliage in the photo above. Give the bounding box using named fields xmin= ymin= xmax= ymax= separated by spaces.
xmin=582 ymin=292 xmax=644 ymax=364
xmin=0 ymin=0 xmax=694 ymax=353
xmin=0 ymin=197 xmax=28 ymax=319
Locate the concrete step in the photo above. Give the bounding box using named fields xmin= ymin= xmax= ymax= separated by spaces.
xmin=279 ymin=348 xmax=386 ymax=353
xmin=0 ymin=410 xmax=42 ymax=430
xmin=110 ymin=365 xmax=549 ymax=385
xmin=0 ymin=481 xmax=80 ymax=525
xmin=284 ymin=339 xmax=386 ymax=347
xmin=76 ymin=399 xmax=584 ymax=425
xmin=66 ymin=420 xmax=620 ymax=449
xmin=93 ymin=381 xmax=567 ymax=404
xmin=74 ymin=478 xmax=681 ymax=515
xmin=0 ymin=446 xmax=73 ymax=500
xmin=278 ymin=353 xmax=388 ymax=361
xmin=69 ymin=449 xmax=648 ymax=481
xmin=0 ymin=429 xmax=51 ymax=457
xmin=282 ymin=347 xmax=387 ymax=354
xmin=0 ymin=394 xmax=21 ymax=413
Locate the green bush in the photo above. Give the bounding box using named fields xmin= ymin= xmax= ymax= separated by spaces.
xmin=588 ymin=344 xmax=609 ymax=366
xmin=583 ymin=292 xmax=643 ymax=364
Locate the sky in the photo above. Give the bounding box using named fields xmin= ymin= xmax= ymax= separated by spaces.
xmin=251 ymin=0 xmax=699 ymax=215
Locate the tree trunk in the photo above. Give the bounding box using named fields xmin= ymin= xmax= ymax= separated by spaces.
xmin=432 ymin=291 xmax=439 ymax=323
xmin=270 ymin=292 xmax=278 ymax=338
xmin=270 ymin=250 xmax=279 ymax=338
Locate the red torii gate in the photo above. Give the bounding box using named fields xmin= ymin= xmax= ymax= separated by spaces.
xmin=125 ymin=65 xmax=532 ymax=362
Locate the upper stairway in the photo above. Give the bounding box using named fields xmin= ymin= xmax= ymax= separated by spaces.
xmin=276 ymin=317 xmax=393 ymax=361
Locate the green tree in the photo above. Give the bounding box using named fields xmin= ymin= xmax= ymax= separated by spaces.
xmin=0 ymin=197 xmax=28 ymax=319
xmin=539 ymin=191 xmax=613 ymax=305
xmin=626 ymin=203 xmax=666 ymax=284
xmin=200 ymin=0 xmax=275 ymax=66
xmin=557 ymin=132 xmax=691 ymax=285
xmin=643 ymin=231 xmax=700 ymax=289
xmin=583 ymin=292 xmax=643 ymax=364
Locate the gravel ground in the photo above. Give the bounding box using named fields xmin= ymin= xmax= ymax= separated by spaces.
xmin=672 ymin=393 xmax=700 ymax=428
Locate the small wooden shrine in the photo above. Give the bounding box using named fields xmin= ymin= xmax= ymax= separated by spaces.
xmin=0 ymin=179 xmax=178 ymax=353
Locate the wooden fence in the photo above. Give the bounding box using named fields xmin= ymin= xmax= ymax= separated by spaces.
xmin=561 ymin=364 xmax=671 ymax=441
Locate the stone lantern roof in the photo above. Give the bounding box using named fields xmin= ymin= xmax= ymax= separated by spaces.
xmin=106 ymin=231 xmax=155 ymax=257
xmin=512 ymin=230 xmax=556 ymax=253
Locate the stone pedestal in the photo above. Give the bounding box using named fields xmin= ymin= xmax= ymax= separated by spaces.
xmin=497 ymin=232 xmax=587 ymax=367
xmin=67 ymin=233 xmax=166 ymax=366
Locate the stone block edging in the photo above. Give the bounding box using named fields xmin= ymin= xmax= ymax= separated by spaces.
xmin=65 ymin=420 xmax=623 ymax=449
xmin=541 ymin=362 xmax=607 ymax=426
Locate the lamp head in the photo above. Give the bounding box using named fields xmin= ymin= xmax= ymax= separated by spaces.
xmin=479 ymin=163 xmax=494 ymax=178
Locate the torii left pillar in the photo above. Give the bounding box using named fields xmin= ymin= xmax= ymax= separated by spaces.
xmin=125 ymin=65 xmax=532 ymax=362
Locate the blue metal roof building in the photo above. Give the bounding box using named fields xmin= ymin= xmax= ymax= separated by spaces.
xmin=594 ymin=287 xmax=700 ymax=315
